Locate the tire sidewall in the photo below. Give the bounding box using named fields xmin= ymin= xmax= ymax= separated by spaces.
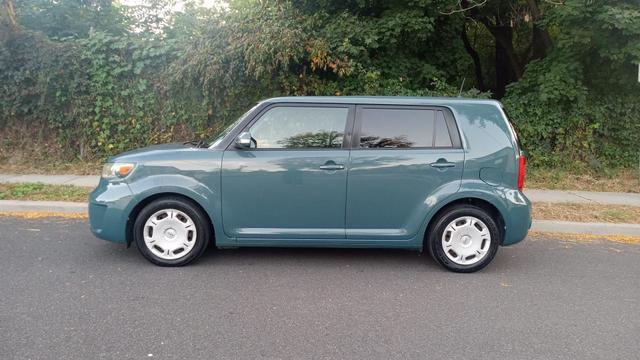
xmin=134 ymin=198 xmax=210 ymax=266
xmin=428 ymin=205 xmax=500 ymax=273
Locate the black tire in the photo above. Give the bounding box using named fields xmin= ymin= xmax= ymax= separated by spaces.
xmin=133 ymin=196 xmax=211 ymax=266
xmin=427 ymin=205 xmax=500 ymax=273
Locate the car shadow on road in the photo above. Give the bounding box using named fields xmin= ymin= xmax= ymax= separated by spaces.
xmin=92 ymin=239 xmax=522 ymax=274
xmin=206 ymin=246 xmax=438 ymax=266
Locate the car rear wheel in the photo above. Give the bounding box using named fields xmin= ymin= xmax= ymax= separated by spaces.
xmin=427 ymin=205 xmax=500 ymax=273
xmin=133 ymin=197 xmax=211 ymax=266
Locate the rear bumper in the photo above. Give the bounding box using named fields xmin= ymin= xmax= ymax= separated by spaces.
xmin=502 ymin=190 xmax=532 ymax=246
xmin=89 ymin=179 xmax=134 ymax=244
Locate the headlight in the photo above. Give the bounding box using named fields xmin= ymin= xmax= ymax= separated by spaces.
xmin=102 ymin=163 xmax=136 ymax=179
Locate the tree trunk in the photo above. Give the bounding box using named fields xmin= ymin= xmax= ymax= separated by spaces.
xmin=481 ymin=20 xmax=523 ymax=80
xmin=493 ymin=25 xmax=518 ymax=98
xmin=526 ymin=0 xmax=553 ymax=61
xmin=0 ymin=0 xmax=19 ymax=42
xmin=530 ymin=24 xmax=551 ymax=60
xmin=460 ymin=26 xmax=487 ymax=92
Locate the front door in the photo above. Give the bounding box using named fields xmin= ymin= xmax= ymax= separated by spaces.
xmin=221 ymin=104 xmax=354 ymax=240
xmin=346 ymin=105 xmax=464 ymax=240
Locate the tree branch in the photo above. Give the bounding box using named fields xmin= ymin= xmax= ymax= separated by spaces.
xmin=440 ymin=0 xmax=487 ymax=16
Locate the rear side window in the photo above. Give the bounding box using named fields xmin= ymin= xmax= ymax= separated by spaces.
xmin=357 ymin=108 xmax=457 ymax=148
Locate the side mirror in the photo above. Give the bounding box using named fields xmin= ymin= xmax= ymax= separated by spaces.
xmin=234 ymin=131 xmax=253 ymax=149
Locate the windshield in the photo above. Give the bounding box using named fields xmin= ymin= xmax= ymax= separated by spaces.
xmin=208 ymin=104 xmax=259 ymax=148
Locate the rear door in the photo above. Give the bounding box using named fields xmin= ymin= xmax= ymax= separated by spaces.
xmin=346 ymin=105 xmax=464 ymax=240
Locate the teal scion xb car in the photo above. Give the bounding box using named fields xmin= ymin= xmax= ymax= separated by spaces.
xmin=89 ymin=96 xmax=531 ymax=273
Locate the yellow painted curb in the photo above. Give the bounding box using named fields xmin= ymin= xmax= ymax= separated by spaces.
xmin=0 ymin=211 xmax=88 ymax=219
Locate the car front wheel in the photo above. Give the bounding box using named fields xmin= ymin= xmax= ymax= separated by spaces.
xmin=133 ymin=196 xmax=211 ymax=266
xmin=428 ymin=205 xmax=500 ymax=273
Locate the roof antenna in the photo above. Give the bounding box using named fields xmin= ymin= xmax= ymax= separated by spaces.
xmin=458 ymin=78 xmax=466 ymax=97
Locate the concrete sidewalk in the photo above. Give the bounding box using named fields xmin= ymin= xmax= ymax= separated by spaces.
xmin=0 ymin=173 xmax=639 ymax=206
xmin=0 ymin=200 xmax=88 ymax=213
xmin=0 ymin=174 xmax=99 ymax=187
xmin=525 ymin=189 xmax=640 ymax=207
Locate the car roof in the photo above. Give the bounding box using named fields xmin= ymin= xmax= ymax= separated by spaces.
xmin=260 ymin=96 xmax=501 ymax=107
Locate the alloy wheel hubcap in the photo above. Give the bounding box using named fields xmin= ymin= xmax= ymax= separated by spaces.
xmin=143 ymin=208 xmax=197 ymax=260
xmin=441 ymin=216 xmax=491 ymax=265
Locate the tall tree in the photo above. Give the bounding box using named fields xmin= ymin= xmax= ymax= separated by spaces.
xmin=447 ymin=0 xmax=554 ymax=97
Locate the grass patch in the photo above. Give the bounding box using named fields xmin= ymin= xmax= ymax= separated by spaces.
xmin=533 ymin=202 xmax=640 ymax=223
xmin=528 ymin=167 xmax=640 ymax=193
xmin=0 ymin=183 xmax=91 ymax=202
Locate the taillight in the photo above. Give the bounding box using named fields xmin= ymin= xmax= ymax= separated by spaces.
xmin=517 ymin=155 xmax=526 ymax=191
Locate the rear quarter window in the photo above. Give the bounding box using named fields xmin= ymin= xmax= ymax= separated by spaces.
xmin=501 ymin=107 xmax=523 ymax=151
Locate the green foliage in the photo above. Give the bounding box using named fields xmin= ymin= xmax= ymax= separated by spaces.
xmin=0 ymin=0 xmax=638 ymax=170
xmin=14 ymin=0 xmax=127 ymax=38
xmin=0 ymin=182 xmax=46 ymax=199
xmin=503 ymin=0 xmax=640 ymax=169
xmin=0 ymin=29 xmax=179 ymax=157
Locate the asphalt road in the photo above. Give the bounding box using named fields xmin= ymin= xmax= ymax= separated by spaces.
xmin=1 ymin=217 xmax=639 ymax=360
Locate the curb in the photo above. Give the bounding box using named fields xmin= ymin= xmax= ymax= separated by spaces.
xmin=0 ymin=200 xmax=87 ymax=213
xmin=1 ymin=200 xmax=640 ymax=237
xmin=530 ymin=220 xmax=640 ymax=236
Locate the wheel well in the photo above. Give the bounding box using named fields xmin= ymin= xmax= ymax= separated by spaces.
xmin=125 ymin=193 xmax=215 ymax=247
xmin=424 ymin=197 xmax=506 ymax=247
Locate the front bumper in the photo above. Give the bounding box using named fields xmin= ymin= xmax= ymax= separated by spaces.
xmin=89 ymin=178 xmax=134 ymax=244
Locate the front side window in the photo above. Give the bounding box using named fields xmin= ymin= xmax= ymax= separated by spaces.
xmin=358 ymin=108 xmax=455 ymax=148
xmin=249 ymin=106 xmax=349 ymax=149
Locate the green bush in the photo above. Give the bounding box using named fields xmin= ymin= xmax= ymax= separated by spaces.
xmin=503 ymin=2 xmax=640 ymax=169
xmin=0 ymin=0 xmax=638 ymax=171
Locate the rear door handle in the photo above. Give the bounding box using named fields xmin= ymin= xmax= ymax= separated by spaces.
xmin=319 ymin=164 xmax=345 ymax=171
xmin=430 ymin=160 xmax=456 ymax=168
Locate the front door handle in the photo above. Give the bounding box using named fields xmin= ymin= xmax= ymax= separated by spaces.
xmin=319 ymin=164 xmax=345 ymax=171
xmin=430 ymin=159 xmax=456 ymax=168
xmin=320 ymin=161 xmax=345 ymax=171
